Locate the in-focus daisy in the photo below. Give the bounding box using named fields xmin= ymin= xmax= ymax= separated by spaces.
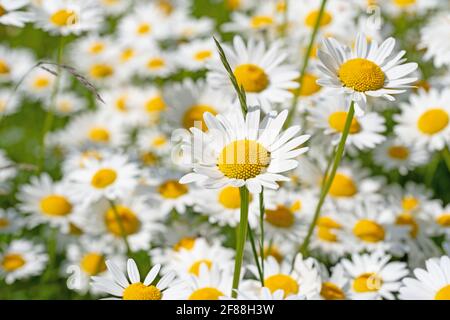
xmin=208 ymin=36 xmax=299 ymax=111
xmin=394 ymin=88 xmax=450 ymax=151
xmin=340 ymin=251 xmax=409 ymax=300
xmin=0 ymin=240 xmax=48 ymax=284
xmin=179 ymin=107 xmax=310 ymax=194
xmin=400 ymin=256 xmax=450 ymax=300
xmin=317 ymin=33 xmax=418 ymax=113
xmin=0 ymin=0 xmax=33 ymax=27
xmin=91 ymin=259 xmax=180 ymax=300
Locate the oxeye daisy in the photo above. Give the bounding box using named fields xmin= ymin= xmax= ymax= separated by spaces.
xmin=318 ymin=264 xmax=350 ymax=300
xmin=383 ymin=0 xmax=440 ymax=17
xmin=308 ymin=94 xmax=386 ymax=151
xmin=0 ymin=88 xmax=21 ymax=116
xmin=316 ymin=33 xmax=418 ymax=113
xmin=0 ymin=208 xmax=24 ymax=235
xmin=91 ymin=259 xmax=180 ymax=300
xmin=136 ymin=129 xmax=171 ymax=159
xmin=0 ymin=45 xmax=34 ymax=84
xmin=23 ymin=68 xmax=60 ymax=101
xmin=68 ymin=154 xmax=140 ymax=205
xmin=0 ymin=0 xmax=33 ymax=27
xmin=425 ymin=202 xmax=450 ymax=237
xmin=385 ymin=182 xmax=437 ymax=215
xmin=243 ymin=254 xmax=321 ymax=299
xmin=46 ymin=92 xmax=86 ymax=116
xmin=136 ymin=45 xmax=175 ymax=79
xmin=0 ymin=240 xmax=48 ymax=284
xmin=400 ymin=255 xmax=450 ymax=300
xmin=419 ymin=12 xmax=450 ymax=68
xmin=373 ymin=137 xmax=429 ymax=175
xmin=133 ymin=86 xmax=167 ymax=125
xmin=179 ymin=107 xmax=310 ymax=194
xmin=207 ymin=36 xmax=300 ymax=111
xmin=98 ymin=0 xmax=130 ymax=16
xmin=34 ymin=0 xmax=103 ymax=35
xmin=394 ymin=88 xmax=450 ymax=152
xmin=231 ymin=286 xmax=305 ymax=300
xmin=173 ymin=15 xmax=214 ymax=41
xmin=177 ymin=38 xmax=218 ymax=71
xmin=340 ymin=251 xmax=409 ymax=300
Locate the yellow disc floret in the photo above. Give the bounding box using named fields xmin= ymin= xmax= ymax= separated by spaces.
xmin=104 ymin=205 xmax=140 ymax=236
xmin=189 ymin=287 xmax=224 ymax=300
xmin=91 ymin=168 xmax=117 ymax=189
xmin=338 ymin=58 xmax=385 ymax=92
xmin=265 ymin=274 xmax=299 ymax=297
xmin=123 ymin=283 xmax=162 ymax=300
xmin=234 ymin=64 xmax=269 ymax=93
xmin=40 ymin=195 xmax=73 ymax=216
xmin=352 ymin=219 xmax=385 ymax=243
xmin=417 ymin=109 xmax=449 ymax=135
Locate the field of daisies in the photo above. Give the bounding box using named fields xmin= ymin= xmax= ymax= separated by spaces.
xmin=1 ymin=0 xmax=450 ymax=301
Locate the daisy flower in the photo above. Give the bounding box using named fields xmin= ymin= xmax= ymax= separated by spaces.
xmin=384 ymin=182 xmax=437 ymax=215
xmin=318 ymin=264 xmax=351 ymax=300
xmin=382 ymin=0 xmax=440 ymax=17
xmin=34 ymin=0 xmax=103 ymax=35
xmin=233 ymin=286 xmax=306 ymax=300
xmin=340 ymin=251 xmax=409 ymax=300
xmin=0 ymin=0 xmax=34 ymax=27
xmin=23 ymin=68 xmax=59 ymax=101
xmin=425 ymin=202 xmax=450 ymax=237
xmin=400 ymin=256 xmax=450 ymax=300
xmin=177 ymin=38 xmax=218 ymax=71
xmin=0 ymin=208 xmax=24 ymax=234
xmin=179 ymin=107 xmax=310 ymax=194
xmin=91 ymin=259 xmax=180 ymax=300
xmin=136 ymin=45 xmax=175 ymax=79
xmin=133 ymin=86 xmax=167 ymax=125
xmin=0 ymin=45 xmax=34 ymax=84
xmin=0 ymin=240 xmax=48 ymax=284
xmin=316 ymin=33 xmax=418 ymax=113
xmin=68 ymin=153 xmax=140 ymax=205
xmin=207 ymin=36 xmax=299 ymax=111
xmin=419 ymin=12 xmax=450 ymax=68
xmin=172 ymin=15 xmax=214 ymax=41
xmin=373 ymin=137 xmax=429 ymax=175
xmin=97 ymin=0 xmax=130 ymax=16
xmin=45 ymin=92 xmax=86 ymax=116
xmin=394 ymin=88 xmax=450 ymax=152
xmin=0 ymin=88 xmax=21 ymax=116
xmin=0 ymin=150 xmax=16 ymax=192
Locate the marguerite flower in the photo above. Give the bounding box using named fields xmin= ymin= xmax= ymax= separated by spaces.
xmin=419 ymin=12 xmax=450 ymax=68
xmin=0 ymin=0 xmax=33 ymax=27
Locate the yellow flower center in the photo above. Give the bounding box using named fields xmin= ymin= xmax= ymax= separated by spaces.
xmin=123 ymin=283 xmax=162 ymax=300
xmin=388 ymin=145 xmax=410 ymax=160
xmin=290 ymin=200 xmax=302 ymax=212
xmin=297 ymin=73 xmax=321 ymax=96
xmin=234 ymin=64 xmax=269 ymax=93
xmin=88 ymin=127 xmax=110 ymax=143
xmin=317 ymin=216 xmax=341 ymax=242
xmin=50 ymin=9 xmax=78 ymax=27
xmin=115 ymin=96 xmax=127 ymax=111
xmin=328 ymin=111 xmax=361 ymax=134
xmin=194 ymin=50 xmax=212 ymax=61
xmin=417 ymin=109 xmax=449 ymax=135
xmin=217 ymin=140 xmax=270 ymax=180
xmin=33 ymin=77 xmax=50 ymax=88
xmin=436 ymin=214 xmax=450 ymax=227
xmin=91 ymin=168 xmax=117 ymax=189
xmin=265 ymin=274 xmax=299 ymax=297
xmin=218 ymin=186 xmax=241 ymax=209
xmin=305 ymin=10 xmax=333 ymax=28
xmin=137 ymin=23 xmax=151 ymax=35
xmin=0 ymin=5 xmax=5 ymax=17
xmin=89 ymin=42 xmax=105 ymax=54
xmin=80 ymin=253 xmax=107 ymax=276
xmin=263 ymin=245 xmax=283 ymax=263
xmin=321 ymin=282 xmax=346 ymax=300
xmin=250 ymin=15 xmax=274 ymax=29
xmin=189 ymin=287 xmax=224 ymax=300
xmin=353 ymin=219 xmax=385 ymax=243
xmin=1 ymin=254 xmax=25 ymax=272
xmin=189 ymin=259 xmax=212 ymax=276
xmin=57 ymin=100 xmax=73 ymax=112
xmin=141 ymin=152 xmax=158 ymax=166
xmin=121 ymin=48 xmax=135 ymax=62
xmin=105 ymin=205 xmax=141 ymax=236
xmin=393 ymin=0 xmax=416 ymax=8
xmin=353 ymin=273 xmax=383 ymax=293
xmin=147 ymin=58 xmax=165 ymax=70
xmin=276 ymin=1 xmax=287 ymax=13
xmin=226 ymin=0 xmax=240 ymax=10
xmin=435 ymin=285 xmax=450 ymax=300
xmin=338 ymin=58 xmax=385 ymax=92
xmin=152 ymin=135 xmax=167 ymax=147
xmin=402 ymin=196 xmax=419 ymax=211
xmin=158 ymin=180 xmax=188 ymax=199
xmin=395 ymin=213 xmax=418 ymax=238
xmin=182 ymin=104 xmax=217 ymax=130
xmin=145 ymin=96 xmax=166 ymax=113
xmin=0 ymin=218 xmax=9 ymax=228
xmin=0 ymin=59 xmax=10 ymax=74
xmin=173 ymin=237 xmax=196 ymax=251
xmin=265 ymin=205 xmax=295 ymax=228
xmin=40 ymin=195 xmax=73 ymax=216
xmin=90 ymin=64 xmax=114 ymax=79
xmin=329 ymin=173 xmax=357 ymax=197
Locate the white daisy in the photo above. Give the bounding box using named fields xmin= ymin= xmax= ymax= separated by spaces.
xmin=177 ymin=38 xmax=218 ymax=71
xmin=0 ymin=88 xmax=21 ymax=116
xmin=0 ymin=0 xmax=33 ymax=27
xmin=0 ymin=208 xmax=24 ymax=234
xmin=0 ymin=45 xmax=34 ymax=84
xmin=318 ymin=263 xmax=351 ymax=300
xmin=419 ymin=12 xmax=450 ymax=68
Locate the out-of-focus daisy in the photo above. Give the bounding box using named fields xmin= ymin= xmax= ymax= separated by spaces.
xmin=177 ymin=38 xmax=218 ymax=71
xmin=208 ymin=36 xmax=299 ymax=111
xmin=179 ymin=107 xmax=310 ymax=194
xmin=373 ymin=137 xmax=429 ymax=175
xmin=133 ymin=86 xmax=167 ymax=125
xmin=316 ymin=33 xmax=418 ymax=113
xmin=0 ymin=0 xmax=33 ymax=27
xmin=0 ymin=45 xmax=34 ymax=84
xmin=0 ymin=88 xmax=21 ymax=116
xmin=243 ymin=255 xmax=321 ymax=299
xmin=383 ymin=0 xmax=440 ymax=17
xmin=0 ymin=150 xmax=16 ymax=193
xmin=400 ymin=256 xmax=450 ymax=300
xmin=0 ymin=240 xmax=48 ymax=284
xmin=395 ymin=88 xmax=450 ymax=151
xmin=44 ymin=92 xmax=86 ymax=116
xmin=23 ymin=68 xmax=59 ymax=101
xmin=419 ymin=12 xmax=450 ymax=68
xmin=172 ymin=15 xmax=213 ymax=41
xmin=233 ymin=286 xmax=305 ymax=300
xmin=136 ymin=129 xmax=171 ymax=159
xmin=425 ymin=202 xmax=450 ymax=237
xmin=318 ymin=264 xmax=350 ymax=300
xmin=98 ymin=0 xmax=130 ymax=16
xmin=0 ymin=208 xmax=24 ymax=234
xmin=34 ymin=0 xmax=103 ymax=35
xmin=309 ymin=95 xmax=386 ymax=151
xmin=91 ymin=259 xmax=180 ymax=300
xmin=385 ymin=182 xmax=437 ymax=216
xmin=340 ymin=251 xmax=408 ymax=300
xmin=68 ymin=154 xmax=140 ymax=204
xmin=136 ymin=45 xmax=175 ymax=79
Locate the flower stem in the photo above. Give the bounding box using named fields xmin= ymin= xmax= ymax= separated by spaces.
xmin=300 ymin=100 xmax=355 ymax=256
xmin=247 ymin=224 xmax=264 ymax=286
xmin=425 ymin=152 xmax=440 ymax=187
xmin=441 ymin=148 xmax=450 ymax=173
xmin=284 ymin=0 xmax=328 ymax=128
xmin=259 ymin=189 xmax=265 ymax=280
xmin=108 ymin=199 xmax=132 ymax=255
xmin=231 ymin=186 xmax=250 ymax=298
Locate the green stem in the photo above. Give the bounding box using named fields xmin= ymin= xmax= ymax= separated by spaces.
xmin=441 ymin=148 xmax=450 ymax=173
xmin=321 ymin=145 xmax=337 ymax=188
xmin=108 ymin=199 xmax=132 ymax=255
xmin=300 ymin=100 xmax=355 ymax=256
xmin=259 ymin=189 xmax=265 ymax=280
xmin=284 ymin=0 xmax=328 ymax=128
xmin=425 ymin=152 xmax=440 ymax=187
xmin=39 ymin=36 xmax=65 ymax=171
xmin=231 ymin=186 xmax=249 ymax=298
xmin=247 ymin=224 xmax=264 ymax=286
